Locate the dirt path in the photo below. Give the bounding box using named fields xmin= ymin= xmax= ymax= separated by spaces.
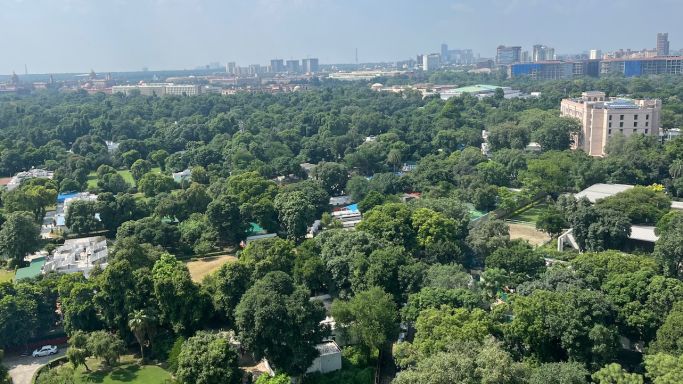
xmin=508 ymin=222 xmax=550 ymax=246
xmin=186 ymin=255 xmax=237 ymax=283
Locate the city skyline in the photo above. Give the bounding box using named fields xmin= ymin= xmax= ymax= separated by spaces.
xmin=1 ymin=0 xmax=682 ymax=74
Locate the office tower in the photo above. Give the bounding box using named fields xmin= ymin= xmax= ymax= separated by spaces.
xmin=226 ymin=62 xmax=236 ymax=74
xmin=657 ymin=33 xmax=670 ymax=56
xmin=270 ymin=59 xmax=284 ymax=73
xmin=589 ymin=50 xmax=602 ymax=60
xmin=521 ymin=51 xmax=530 ymax=63
xmin=422 ymin=53 xmax=441 ymax=71
xmin=532 ymin=44 xmax=555 ymax=62
xmin=561 ymin=92 xmax=661 ymax=156
xmin=302 ymin=58 xmax=319 ymax=73
xmin=441 ymin=43 xmax=449 ymax=63
xmin=496 ymin=45 xmax=522 ymax=65
xmin=248 ymin=64 xmax=261 ymax=75
xmin=286 ymin=60 xmax=300 ymax=73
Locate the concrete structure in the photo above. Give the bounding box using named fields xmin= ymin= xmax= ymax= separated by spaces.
xmin=657 ymin=33 xmax=670 ymax=56
xmin=43 ymin=236 xmax=108 ymax=277
xmin=561 ymin=92 xmax=661 ymax=156
xmin=600 ymin=56 xmax=683 ymax=77
xmin=286 ymin=60 xmax=300 ymax=73
xmin=112 ymin=83 xmax=202 ymax=96
xmin=439 ymin=84 xmax=523 ymax=100
xmin=270 ymin=59 xmax=284 ymax=73
xmin=496 ymin=46 xmax=522 ymax=65
xmin=575 ymin=183 xmax=634 ymax=203
xmin=172 ymin=169 xmax=192 ymax=183
xmin=590 ymin=49 xmax=602 ymax=60
xmin=532 ymin=44 xmax=555 ymax=62
xmin=306 ymin=342 xmax=342 ymax=374
xmin=422 ymin=53 xmax=441 ymax=71
xmin=6 ymin=168 xmax=54 ymax=191
xmin=302 ymin=58 xmax=319 ymax=73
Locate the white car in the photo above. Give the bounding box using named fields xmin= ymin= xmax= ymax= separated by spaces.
xmin=32 ymin=345 xmax=58 ymax=358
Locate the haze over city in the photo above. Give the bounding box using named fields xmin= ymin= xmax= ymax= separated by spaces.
xmin=1 ymin=0 xmax=683 ymax=74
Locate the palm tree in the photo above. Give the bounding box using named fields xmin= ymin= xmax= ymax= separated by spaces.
xmin=128 ymin=310 xmax=153 ymax=362
xmin=387 ymin=149 xmax=402 ymax=172
xmin=670 ymin=160 xmax=683 ymax=179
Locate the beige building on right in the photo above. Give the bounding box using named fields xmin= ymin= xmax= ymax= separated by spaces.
xmin=560 ymin=91 xmax=661 ymax=156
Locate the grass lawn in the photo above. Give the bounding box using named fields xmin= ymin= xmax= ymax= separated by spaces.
xmin=186 ymin=254 xmax=237 ymax=283
xmin=509 ymin=202 xmax=549 ymax=224
xmin=74 ymin=355 xmax=171 ymax=384
xmin=0 ymin=269 xmax=15 ymax=283
xmin=87 ymin=167 xmax=162 ymax=189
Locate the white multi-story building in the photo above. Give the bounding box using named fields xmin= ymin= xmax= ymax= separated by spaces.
xmin=112 ymin=83 xmax=201 ymax=96
xmin=422 ymin=53 xmax=441 ymax=71
xmin=561 ymin=91 xmax=661 ymax=156
xmin=43 ymin=236 xmax=108 ymax=278
xmin=6 ymin=168 xmax=54 ymax=191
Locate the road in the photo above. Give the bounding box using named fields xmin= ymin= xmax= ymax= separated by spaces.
xmin=4 ymin=349 xmax=65 ymax=384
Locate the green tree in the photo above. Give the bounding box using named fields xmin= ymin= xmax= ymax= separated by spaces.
xmin=137 ymin=173 xmax=176 ymax=197
xmin=357 ymin=203 xmax=416 ymax=250
xmin=66 ymin=200 xmax=101 ymax=235
xmin=130 ymin=159 xmax=152 ymax=183
xmin=311 ymin=162 xmax=348 ymax=195
xmin=206 ymin=195 xmax=247 ymax=245
xmin=150 ymin=149 xmax=169 ymax=171
xmin=0 ymin=211 xmax=41 ymax=268
xmin=274 ymin=191 xmax=316 ymax=241
xmin=644 ymin=353 xmax=683 ymax=384
xmin=596 ymin=186 xmax=671 ymax=225
xmin=128 ymin=309 xmax=155 ymax=362
xmin=176 ymin=332 xmax=241 ymax=384
xmin=485 ymin=240 xmax=545 ymax=285
xmin=331 ymin=287 xmax=398 ymax=355
xmin=536 ymin=207 xmax=568 ymax=238
xmin=593 ymin=363 xmax=644 ymax=384
xmin=235 ymin=271 xmax=327 ymax=376
xmin=527 ymin=362 xmax=589 ymax=384
xmin=203 ymin=262 xmax=251 ymax=327
xmin=466 ymin=219 xmax=510 ymax=264
xmin=87 ymin=330 xmax=125 ymax=367
xmin=239 ymin=238 xmax=295 ymax=280
xmin=66 ymin=330 xmax=90 ymax=371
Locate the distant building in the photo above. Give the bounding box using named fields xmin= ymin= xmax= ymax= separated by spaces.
xmin=43 ymin=236 xmax=109 ymax=278
xmin=270 ymin=59 xmax=285 ymax=73
xmin=532 ymin=44 xmax=555 ymax=62
xmin=7 ymin=168 xmax=54 ymax=191
xmin=302 ymin=58 xmax=319 ymax=73
xmin=422 ymin=53 xmax=441 ymax=71
xmin=112 ymin=83 xmax=202 ymax=96
xmin=226 ymin=62 xmax=237 ymax=74
xmin=590 ymin=49 xmax=602 ymax=60
xmin=561 ymin=91 xmax=661 ymax=156
xmin=657 ymin=32 xmax=670 ymax=56
xmin=286 ymin=60 xmax=300 ymax=73
xmin=441 ymin=43 xmax=449 ymax=63
xmin=439 ymin=84 xmax=522 ymax=100
xmin=496 ymin=46 xmax=522 ymax=65
xmin=600 ymin=56 xmax=683 ymax=76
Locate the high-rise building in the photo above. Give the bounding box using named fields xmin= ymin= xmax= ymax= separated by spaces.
xmin=302 ymin=58 xmax=319 ymax=73
xmin=286 ymin=60 xmax=300 ymax=73
xmin=521 ymin=51 xmax=530 ymax=63
xmin=422 ymin=53 xmax=441 ymax=71
xmin=441 ymin=43 xmax=449 ymax=63
xmin=561 ymin=91 xmax=661 ymax=156
xmin=270 ymin=59 xmax=285 ymax=73
xmin=496 ymin=46 xmax=522 ymax=65
xmin=589 ymin=50 xmax=602 ymax=60
xmin=657 ymin=33 xmax=670 ymax=56
xmin=532 ymin=45 xmax=555 ymax=62
xmin=226 ymin=62 xmax=237 ymax=74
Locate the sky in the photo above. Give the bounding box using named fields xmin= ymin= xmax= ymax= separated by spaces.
xmin=0 ymin=0 xmax=682 ymax=74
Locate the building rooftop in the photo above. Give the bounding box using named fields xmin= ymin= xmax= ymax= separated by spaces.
xmin=575 ymin=183 xmax=634 ymax=203
xmin=315 ymin=341 xmax=341 ymax=356
xmin=629 ymin=225 xmax=659 ymax=243
xmin=605 ymin=98 xmax=638 ymax=109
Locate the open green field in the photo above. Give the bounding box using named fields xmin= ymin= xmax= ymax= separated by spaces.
xmin=73 ymin=356 xmax=171 ymax=384
xmin=509 ymin=202 xmax=549 ymax=224
xmin=87 ymin=167 xmax=162 ymax=189
xmin=0 ymin=269 xmax=15 ymax=282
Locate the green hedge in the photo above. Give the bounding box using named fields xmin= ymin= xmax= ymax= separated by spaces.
xmin=31 ymin=356 xmax=68 ymax=384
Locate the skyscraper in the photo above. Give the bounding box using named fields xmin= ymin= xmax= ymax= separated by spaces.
xmin=657 ymin=33 xmax=670 ymax=56
xmin=270 ymin=59 xmax=284 ymax=73
xmin=441 ymin=43 xmax=449 ymax=63
xmin=496 ymin=46 xmax=522 ymax=65
xmin=302 ymin=58 xmax=319 ymax=73
xmin=532 ymin=44 xmax=555 ymax=62
xmin=286 ymin=60 xmax=300 ymax=73
xmin=589 ymin=50 xmax=602 ymax=60
xmin=422 ymin=53 xmax=441 ymax=71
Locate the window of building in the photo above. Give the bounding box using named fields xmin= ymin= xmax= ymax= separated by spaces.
xmin=608 ymin=129 xmax=612 ymax=134
xmin=609 ymin=115 xmax=613 ymax=121
xmin=645 ymin=129 xmax=649 ymax=134
xmin=609 ymin=122 xmax=612 ymax=128
xmin=646 ymin=122 xmax=649 ymax=127
xmin=620 ymin=115 xmax=624 ymax=120
xmin=634 ymin=114 xmax=638 ymax=120
xmin=634 ymin=122 xmax=638 ymax=127
xmin=620 ymin=122 xmax=624 ymax=128
xmin=646 ymin=114 xmax=650 ymax=120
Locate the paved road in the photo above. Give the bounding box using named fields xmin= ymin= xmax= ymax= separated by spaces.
xmin=5 ymin=350 xmax=65 ymax=384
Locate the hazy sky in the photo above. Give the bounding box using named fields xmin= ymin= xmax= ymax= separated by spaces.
xmin=1 ymin=0 xmax=682 ymax=74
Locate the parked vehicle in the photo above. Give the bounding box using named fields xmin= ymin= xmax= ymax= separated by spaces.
xmin=32 ymin=345 xmax=58 ymax=358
